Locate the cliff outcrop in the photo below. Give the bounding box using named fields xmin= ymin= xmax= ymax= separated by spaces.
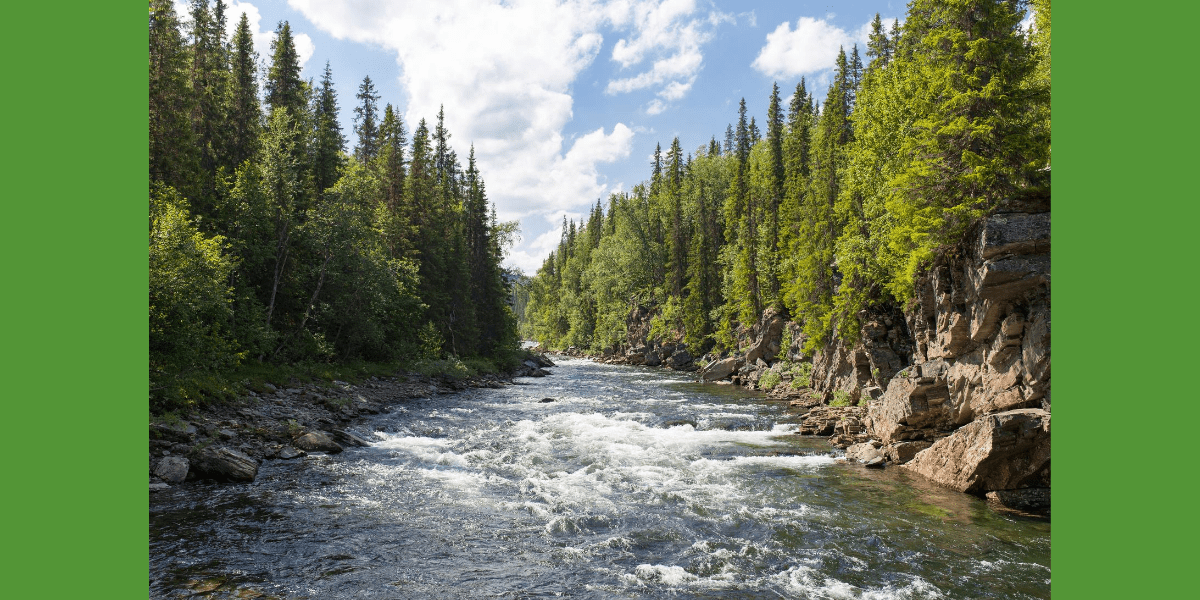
xmin=691 ymin=203 xmax=1051 ymax=513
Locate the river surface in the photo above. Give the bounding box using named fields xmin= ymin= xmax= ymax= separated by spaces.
xmin=150 ymin=357 xmax=1050 ymax=599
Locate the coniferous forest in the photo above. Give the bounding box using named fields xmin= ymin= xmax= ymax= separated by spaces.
xmin=522 ymin=0 xmax=1050 ymax=359
xmin=149 ymin=0 xmax=519 ymax=411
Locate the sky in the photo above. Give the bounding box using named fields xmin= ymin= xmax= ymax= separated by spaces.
xmin=178 ymin=0 xmax=915 ymax=275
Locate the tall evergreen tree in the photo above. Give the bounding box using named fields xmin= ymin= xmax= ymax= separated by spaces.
xmin=312 ymin=62 xmax=346 ymax=195
xmin=265 ymin=22 xmax=305 ymax=117
xmin=225 ymin=12 xmax=261 ymax=170
xmin=353 ymin=76 xmax=381 ymax=163
xmin=149 ymin=0 xmax=198 ymax=196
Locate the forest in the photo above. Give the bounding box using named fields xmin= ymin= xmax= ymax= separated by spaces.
xmin=522 ymin=0 xmax=1051 ymax=359
xmin=149 ymin=0 xmax=519 ymax=411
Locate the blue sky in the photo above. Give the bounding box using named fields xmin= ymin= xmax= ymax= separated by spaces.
xmin=180 ymin=1 xmax=912 ymax=274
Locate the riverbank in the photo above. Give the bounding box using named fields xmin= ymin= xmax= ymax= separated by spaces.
xmin=148 ymin=354 xmax=556 ymax=489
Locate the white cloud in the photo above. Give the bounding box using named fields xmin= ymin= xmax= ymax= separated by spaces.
xmin=288 ymin=0 xmax=654 ymax=273
xmin=752 ymin=17 xmax=859 ymax=79
xmin=604 ymin=0 xmax=731 ymax=113
xmin=173 ymin=1 xmax=315 ymax=71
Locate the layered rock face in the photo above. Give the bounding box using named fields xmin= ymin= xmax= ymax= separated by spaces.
xmin=864 ymin=209 xmax=1051 ymax=510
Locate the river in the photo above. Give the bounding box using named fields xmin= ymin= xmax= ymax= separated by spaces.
xmin=149 ymin=357 xmax=1050 ymax=598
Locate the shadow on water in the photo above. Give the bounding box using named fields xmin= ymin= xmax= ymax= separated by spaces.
xmin=151 ymin=358 xmax=1049 ymax=599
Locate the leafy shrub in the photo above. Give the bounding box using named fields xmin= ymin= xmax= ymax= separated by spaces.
xmin=830 ymin=389 xmax=852 ymax=407
xmin=758 ymin=369 xmax=781 ymax=390
xmin=790 ymin=362 xmax=814 ymax=389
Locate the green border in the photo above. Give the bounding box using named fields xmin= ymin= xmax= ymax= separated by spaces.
xmin=1059 ymin=2 xmax=1198 ymax=598
xmin=3 ymin=3 xmax=146 ymax=598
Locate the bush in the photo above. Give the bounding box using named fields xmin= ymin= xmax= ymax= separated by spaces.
xmin=758 ymin=369 xmax=781 ymax=390
xmin=830 ymin=389 xmax=852 ymax=407
xmin=790 ymin=362 xmax=814 ymax=389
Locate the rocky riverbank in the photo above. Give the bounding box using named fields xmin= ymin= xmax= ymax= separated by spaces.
xmin=149 ymin=354 xmax=557 ymax=490
xmin=558 ymin=201 xmax=1051 ymax=516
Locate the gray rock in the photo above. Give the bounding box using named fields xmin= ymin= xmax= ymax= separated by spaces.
xmin=191 ymin=446 xmax=259 ymax=482
xmin=986 ymin=487 xmax=1050 ymax=514
xmin=149 ymin=483 xmax=171 ymax=492
xmin=217 ymin=429 xmax=236 ymax=440
xmin=902 ymin=408 xmax=1050 ymax=495
xmin=294 ymin=431 xmax=344 ymax=454
xmin=978 ymin=213 xmax=1050 ymax=260
xmin=278 ymin=446 xmax=306 ymax=460
xmin=262 ymin=383 xmax=278 ymax=393
xmin=845 ymin=442 xmax=884 ymax=464
xmin=884 ymin=441 xmax=932 ymax=464
xmin=151 ymin=421 xmax=197 ymax=444
xmin=700 ymin=356 xmax=739 ymax=382
xmin=538 ymin=397 xmax=556 ymax=403
xmin=153 ymin=456 xmax=189 ymax=483
xmin=330 ymin=429 xmax=371 ymax=447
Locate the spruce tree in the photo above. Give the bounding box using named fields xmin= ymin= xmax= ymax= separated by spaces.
xmin=149 ymin=0 xmax=198 ymax=196
xmin=225 ymin=12 xmax=261 ymax=170
xmin=265 ymin=22 xmax=305 ymax=117
xmin=353 ymin=75 xmax=381 ymax=164
xmin=312 ymin=62 xmax=346 ymax=195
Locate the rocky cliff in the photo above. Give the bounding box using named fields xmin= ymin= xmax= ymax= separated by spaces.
xmin=691 ymin=202 xmax=1051 ymax=513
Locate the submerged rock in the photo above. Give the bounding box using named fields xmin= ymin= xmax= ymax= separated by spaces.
xmin=294 ymin=431 xmax=344 ymax=454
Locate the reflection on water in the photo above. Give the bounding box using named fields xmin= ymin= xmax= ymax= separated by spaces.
xmin=150 ymin=358 xmax=1049 ymax=599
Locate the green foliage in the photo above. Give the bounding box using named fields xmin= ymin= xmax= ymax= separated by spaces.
xmin=790 ymin=362 xmax=814 ymax=389
xmin=148 ymin=11 xmax=519 ymax=412
xmin=150 ymin=185 xmax=240 ymax=411
xmin=830 ymin=389 xmax=852 ymax=407
xmin=758 ymin=369 xmax=781 ymax=390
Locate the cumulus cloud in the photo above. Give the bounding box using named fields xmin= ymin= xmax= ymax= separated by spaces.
xmin=287 ymin=0 xmax=728 ymax=272
xmin=752 ymin=17 xmax=853 ymax=78
xmin=604 ymin=0 xmax=731 ymax=113
xmin=174 ymin=1 xmax=313 ymax=70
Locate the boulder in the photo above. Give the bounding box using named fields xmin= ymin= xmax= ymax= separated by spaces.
xmin=149 ymin=482 xmax=171 ymax=492
xmin=700 ymin=357 xmax=739 ymax=382
xmin=902 ymin=408 xmax=1050 ymax=495
xmin=153 ymin=456 xmax=189 ymax=483
xmin=294 ymin=431 xmax=344 ymax=454
xmin=330 ymin=429 xmax=371 ymax=447
xmin=278 ymin=446 xmax=306 ymax=460
xmin=538 ymin=397 xmax=556 ymax=403
xmin=150 ymin=421 xmax=198 ymax=444
xmin=845 ymin=442 xmax=884 ymax=464
xmin=668 ymin=348 xmax=693 ymax=369
xmin=884 ymin=441 xmax=932 ymax=464
xmin=797 ymin=406 xmax=866 ymax=436
xmin=986 ymin=487 xmax=1050 ymax=515
xmin=191 ymin=446 xmax=259 ymax=482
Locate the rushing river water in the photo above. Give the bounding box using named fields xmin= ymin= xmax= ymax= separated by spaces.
xmin=150 ymin=358 xmax=1050 ymax=599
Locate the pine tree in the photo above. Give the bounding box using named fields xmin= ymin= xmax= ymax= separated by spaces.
xmin=353 ymin=75 xmax=381 ymax=164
